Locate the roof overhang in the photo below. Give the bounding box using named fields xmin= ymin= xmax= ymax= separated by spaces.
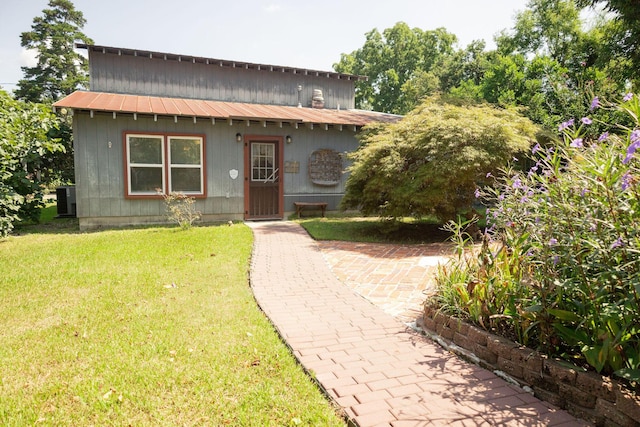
xmin=53 ymin=91 xmax=402 ymax=129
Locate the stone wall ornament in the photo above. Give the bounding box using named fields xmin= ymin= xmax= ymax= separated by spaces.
xmin=308 ymin=149 xmax=342 ymax=186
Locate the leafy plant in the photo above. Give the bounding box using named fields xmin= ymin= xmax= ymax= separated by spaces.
xmin=163 ymin=192 xmax=201 ymax=229
xmin=431 ymin=92 xmax=640 ymax=381
xmin=341 ymin=96 xmax=538 ymax=223
xmin=0 ymin=90 xmax=63 ymax=237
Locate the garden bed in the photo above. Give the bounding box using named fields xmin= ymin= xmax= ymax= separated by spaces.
xmin=420 ymin=307 xmax=640 ymax=427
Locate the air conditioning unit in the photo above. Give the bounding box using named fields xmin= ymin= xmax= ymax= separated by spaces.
xmin=56 ymin=186 xmax=76 ymax=217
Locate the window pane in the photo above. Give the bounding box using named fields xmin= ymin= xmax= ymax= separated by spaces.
xmin=129 ymin=137 xmax=163 ymax=164
xmin=170 ymin=138 xmax=201 ymax=165
xmin=130 ymin=167 xmax=163 ymax=192
xmin=171 ymin=168 xmax=201 ymax=192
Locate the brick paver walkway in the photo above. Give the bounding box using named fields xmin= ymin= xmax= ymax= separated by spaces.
xmin=317 ymin=241 xmax=451 ymax=323
xmin=248 ymin=221 xmax=589 ymax=427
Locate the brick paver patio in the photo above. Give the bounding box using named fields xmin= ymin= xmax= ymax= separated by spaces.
xmin=317 ymin=240 xmax=451 ymax=323
xmin=248 ymin=221 xmax=589 ymax=426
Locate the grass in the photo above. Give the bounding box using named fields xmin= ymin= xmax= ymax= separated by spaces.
xmin=299 ymin=215 xmax=452 ymax=244
xmin=0 ymin=207 xmax=345 ymax=426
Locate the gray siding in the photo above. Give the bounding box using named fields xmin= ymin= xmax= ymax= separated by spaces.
xmin=89 ymin=51 xmax=356 ymax=109
xmin=73 ymin=111 xmax=359 ymax=226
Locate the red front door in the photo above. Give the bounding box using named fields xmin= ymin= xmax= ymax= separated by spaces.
xmin=244 ymin=136 xmax=284 ymax=219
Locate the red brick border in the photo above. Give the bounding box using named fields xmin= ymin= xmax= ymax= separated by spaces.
xmin=421 ymin=307 xmax=639 ymax=427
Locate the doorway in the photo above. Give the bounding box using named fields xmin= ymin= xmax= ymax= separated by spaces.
xmin=244 ymin=136 xmax=284 ymax=219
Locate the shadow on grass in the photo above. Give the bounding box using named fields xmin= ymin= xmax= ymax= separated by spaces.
xmin=12 ymin=204 xmax=80 ymax=235
xmin=300 ymin=216 xmax=453 ymax=244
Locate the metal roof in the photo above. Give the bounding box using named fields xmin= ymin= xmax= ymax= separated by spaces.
xmin=53 ymin=91 xmax=402 ymax=127
xmin=77 ymin=44 xmax=368 ymax=82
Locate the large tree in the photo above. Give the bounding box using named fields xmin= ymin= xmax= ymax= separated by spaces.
xmin=15 ymin=0 xmax=93 ymax=103
xmin=15 ymin=0 xmax=93 ymax=185
xmin=334 ymin=22 xmax=457 ymax=114
xmin=341 ymin=97 xmax=538 ymax=222
xmin=576 ymin=0 xmax=640 ymax=86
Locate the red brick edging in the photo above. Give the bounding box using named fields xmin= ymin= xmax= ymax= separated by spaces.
xmin=420 ymin=307 xmax=640 ymax=427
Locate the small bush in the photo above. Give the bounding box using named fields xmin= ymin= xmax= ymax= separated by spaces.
xmin=431 ymin=93 xmax=640 ymax=382
xmin=163 ymin=192 xmax=201 ymax=229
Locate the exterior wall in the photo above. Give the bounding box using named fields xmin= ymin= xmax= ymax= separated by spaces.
xmin=73 ymin=111 xmax=359 ymax=228
xmin=88 ymin=51 xmax=356 ymax=109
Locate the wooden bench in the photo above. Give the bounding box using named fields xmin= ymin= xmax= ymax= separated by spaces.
xmin=293 ymin=202 xmax=328 ymax=218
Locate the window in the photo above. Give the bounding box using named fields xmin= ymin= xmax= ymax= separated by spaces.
xmin=125 ymin=133 xmax=205 ymax=197
xmin=251 ymin=143 xmax=276 ymax=181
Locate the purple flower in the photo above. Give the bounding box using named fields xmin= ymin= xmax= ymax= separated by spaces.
xmin=474 ymin=188 xmax=481 ymax=199
xmin=621 ymin=172 xmax=632 ymax=191
xmin=486 ymin=172 xmax=492 ymax=178
xmin=598 ymin=132 xmax=609 ymax=142
xmin=623 ymin=93 xmax=634 ymax=102
xmin=512 ymin=178 xmax=523 ymax=189
xmin=570 ymin=138 xmax=584 ymax=148
xmin=581 ymin=117 xmax=592 ymax=125
xmin=558 ymin=119 xmax=575 ymax=131
xmin=580 ymin=188 xmax=588 ymax=197
xmin=623 ymin=133 xmax=640 ymax=164
xmin=553 ymin=255 xmax=560 ymax=266
xmin=549 ymin=238 xmax=558 ymax=246
xmin=590 ymin=96 xmax=600 ymax=111
xmin=532 ymin=143 xmax=541 ymax=154
xmin=611 ymin=237 xmax=624 ymax=249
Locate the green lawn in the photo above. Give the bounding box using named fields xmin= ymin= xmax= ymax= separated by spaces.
xmin=0 ymin=211 xmax=344 ymax=426
xmin=299 ymin=216 xmax=452 ymax=244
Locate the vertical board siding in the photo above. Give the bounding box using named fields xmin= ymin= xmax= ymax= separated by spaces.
xmin=74 ymin=112 xmax=358 ymax=222
xmin=89 ymin=52 xmax=356 ymax=109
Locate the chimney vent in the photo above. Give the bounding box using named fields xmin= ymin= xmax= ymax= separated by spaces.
xmin=311 ymin=89 xmax=324 ymax=109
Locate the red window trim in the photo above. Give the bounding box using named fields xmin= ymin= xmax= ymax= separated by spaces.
xmin=123 ymin=131 xmax=207 ymax=199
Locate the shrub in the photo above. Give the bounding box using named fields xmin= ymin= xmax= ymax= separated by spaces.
xmin=163 ymin=192 xmax=201 ymax=229
xmin=431 ymin=93 xmax=640 ymax=381
xmin=0 ymin=90 xmax=63 ymax=237
xmin=341 ymin=96 xmax=538 ymax=222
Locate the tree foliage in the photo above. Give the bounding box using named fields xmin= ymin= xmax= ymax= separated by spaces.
xmin=341 ymin=97 xmax=538 ymax=222
xmin=333 ymin=0 xmax=635 ymax=132
xmin=334 ymin=22 xmax=457 ymax=114
xmin=15 ymin=0 xmax=93 ymax=103
xmin=14 ymin=0 xmax=92 ymax=185
xmin=0 ymin=90 xmax=64 ymax=236
xmin=577 ymin=0 xmax=640 ymax=84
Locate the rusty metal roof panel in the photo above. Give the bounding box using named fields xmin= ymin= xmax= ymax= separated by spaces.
xmin=54 ymin=91 xmax=402 ymax=127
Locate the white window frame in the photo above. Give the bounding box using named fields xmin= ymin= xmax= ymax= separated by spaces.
xmin=125 ymin=133 xmax=166 ymax=196
xmin=167 ymin=136 xmax=205 ymax=195
xmin=124 ymin=132 xmax=206 ymax=198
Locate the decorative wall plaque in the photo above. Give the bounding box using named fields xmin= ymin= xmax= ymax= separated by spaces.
xmin=308 ymin=149 xmax=342 ymax=186
xmin=284 ymin=161 xmax=300 ymax=173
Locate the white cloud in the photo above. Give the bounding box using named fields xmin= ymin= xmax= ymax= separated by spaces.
xmin=19 ymin=48 xmax=38 ymax=67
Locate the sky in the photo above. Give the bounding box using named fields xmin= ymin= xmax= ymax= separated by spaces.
xmin=0 ymin=0 xmax=529 ymax=93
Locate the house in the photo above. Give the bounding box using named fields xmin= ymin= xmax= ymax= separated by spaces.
xmin=53 ymin=44 xmax=400 ymax=229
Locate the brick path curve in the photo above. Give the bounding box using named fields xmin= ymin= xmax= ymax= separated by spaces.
xmin=248 ymin=221 xmax=589 ymax=427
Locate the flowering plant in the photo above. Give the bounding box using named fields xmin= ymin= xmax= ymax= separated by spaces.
xmin=434 ymin=93 xmax=640 ymax=380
